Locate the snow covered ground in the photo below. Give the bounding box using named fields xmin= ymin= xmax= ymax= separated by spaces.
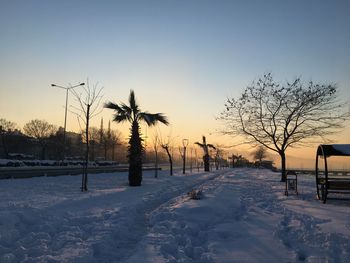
xmin=0 ymin=168 xmax=349 ymax=263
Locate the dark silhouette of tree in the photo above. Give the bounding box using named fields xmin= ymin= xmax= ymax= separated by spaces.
xmin=235 ymin=155 xmax=250 ymax=167
xmin=219 ymin=73 xmax=350 ymax=181
xmin=251 ymin=145 xmax=267 ymax=167
xmin=105 ymin=90 xmax=169 ymax=186
xmin=80 ymin=127 xmax=100 ymax=161
xmin=160 ymin=136 xmax=174 ymax=176
xmin=109 ymin=128 xmax=122 ymax=161
xmin=51 ymin=129 xmax=83 ymax=160
xmin=71 ymin=80 xmax=103 ymax=191
xmin=103 ymin=120 xmax=112 ymax=160
xmin=99 ymin=121 xmax=122 ymax=161
xmin=228 ymin=154 xmax=238 ymax=168
xmin=195 ymin=136 xmax=216 ymax=172
xmin=152 ymin=134 xmax=160 ymax=178
xmin=0 ymin=118 xmax=18 ymax=158
xmin=0 ymin=118 xmax=17 ymax=131
xmin=177 ymin=139 xmax=190 ymax=174
xmin=195 ymin=149 xmax=200 ymax=171
xmin=99 ymin=118 xmax=104 ymax=145
xmin=23 ymin=119 xmax=57 ymax=159
xmin=214 ymin=147 xmax=224 ymax=170
xmin=84 ymin=120 xmax=121 ymax=161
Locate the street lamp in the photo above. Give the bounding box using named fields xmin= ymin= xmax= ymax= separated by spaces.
xmin=182 ymin=138 xmax=189 ymax=174
xmin=51 ymin=82 xmax=85 ymax=160
xmin=190 ymin=148 xmax=193 ymax=173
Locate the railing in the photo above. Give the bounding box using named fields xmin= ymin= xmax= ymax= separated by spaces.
xmin=291 ymin=169 xmax=350 ymax=176
xmin=0 ymin=165 xmax=160 ymax=179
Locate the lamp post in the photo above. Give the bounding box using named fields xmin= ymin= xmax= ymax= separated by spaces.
xmin=182 ymin=138 xmax=189 ymax=174
xmin=51 ymin=82 xmax=85 ymax=160
xmin=190 ymin=148 xmax=193 ymax=173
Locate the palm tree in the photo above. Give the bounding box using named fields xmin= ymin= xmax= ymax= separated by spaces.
xmin=105 ymin=90 xmax=169 ymax=186
xmin=195 ymin=136 xmax=216 ymax=172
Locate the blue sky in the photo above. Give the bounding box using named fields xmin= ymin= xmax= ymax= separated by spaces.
xmin=1 ymin=0 xmax=349 ymax=153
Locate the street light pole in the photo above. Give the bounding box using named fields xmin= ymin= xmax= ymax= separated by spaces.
xmin=51 ymin=82 xmax=85 ymax=160
xmin=182 ymin=138 xmax=189 ymax=174
xmin=190 ymin=148 xmax=193 ymax=173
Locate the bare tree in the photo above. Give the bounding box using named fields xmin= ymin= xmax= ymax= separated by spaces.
xmin=103 ymin=120 xmax=115 ymax=160
xmin=99 ymin=118 xmax=104 ymax=145
xmin=0 ymin=118 xmax=17 ymax=131
xmin=251 ymin=145 xmax=267 ymax=167
xmin=102 ymin=121 xmax=121 ymax=161
xmin=219 ymin=73 xmax=350 ymax=181
xmin=195 ymin=149 xmax=200 ymax=172
xmin=109 ymin=129 xmax=122 ymax=161
xmin=80 ymin=126 xmax=100 ymax=161
xmin=23 ymin=119 xmax=57 ymax=159
xmin=0 ymin=118 xmax=18 ymax=158
xmin=214 ymin=146 xmax=224 ymax=170
xmin=152 ymin=134 xmax=160 ymax=178
xmin=195 ymin=136 xmax=216 ymax=172
xmin=228 ymin=154 xmax=239 ymax=168
xmin=71 ymin=80 xmax=103 ymax=191
xmin=178 ymin=146 xmax=185 ymax=172
xmin=160 ymin=136 xmax=174 ymax=176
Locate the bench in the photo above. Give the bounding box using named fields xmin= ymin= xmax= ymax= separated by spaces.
xmin=315 ymin=144 xmax=350 ymax=203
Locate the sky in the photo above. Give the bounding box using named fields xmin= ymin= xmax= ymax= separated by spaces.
xmin=0 ymin=0 xmax=350 ymax=165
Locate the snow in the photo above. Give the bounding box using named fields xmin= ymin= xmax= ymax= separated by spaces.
xmin=1 ymin=168 xmax=349 ymax=263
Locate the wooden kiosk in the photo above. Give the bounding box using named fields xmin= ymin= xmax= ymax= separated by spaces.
xmin=315 ymin=144 xmax=350 ymax=203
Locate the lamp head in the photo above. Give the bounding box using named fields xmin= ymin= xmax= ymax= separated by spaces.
xmin=182 ymin=138 xmax=189 ymax=147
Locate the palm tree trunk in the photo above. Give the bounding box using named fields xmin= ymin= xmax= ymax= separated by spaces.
xmin=128 ymin=121 xmax=143 ymax=186
xmin=204 ymin=154 xmax=210 ymax=172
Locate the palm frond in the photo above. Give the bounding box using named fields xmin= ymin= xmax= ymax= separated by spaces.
xmin=140 ymin=112 xmax=169 ymax=126
xmin=113 ymin=114 xmax=130 ymax=123
xmin=104 ymin=102 xmax=123 ymax=113
xmin=207 ymin=144 xmax=216 ymax=150
xmin=105 ymin=101 xmax=132 ymax=123
xmin=129 ymin=90 xmax=139 ymax=115
xmin=195 ymin=142 xmax=204 ymax=148
xmin=120 ymin=103 xmax=132 ymax=120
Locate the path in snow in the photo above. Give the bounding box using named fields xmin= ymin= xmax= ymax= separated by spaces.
xmin=0 ymin=170 xmax=222 ymax=263
xmin=78 ymin=171 xmax=222 ymax=263
xmin=127 ymin=169 xmax=350 ymax=263
xmin=127 ymin=169 xmax=294 ymax=263
xmin=1 ymin=168 xmax=349 ymax=263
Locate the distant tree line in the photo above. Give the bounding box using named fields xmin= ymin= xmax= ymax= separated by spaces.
xmin=0 ymin=117 xmax=127 ymax=162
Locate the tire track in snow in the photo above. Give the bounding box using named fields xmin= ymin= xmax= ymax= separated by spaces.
xmin=125 ymin=169 xmax=245 ymax=263
xmin=236 ymin=170 xmax=350 ymax=262
xmin=81 ymin=170 xmax=226 ymax=263
xmin=0 ymin=171 xmax=225 ymax=263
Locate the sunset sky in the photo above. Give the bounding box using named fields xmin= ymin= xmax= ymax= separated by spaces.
xmin=1 ymin=0 xmax=349 ymax=167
